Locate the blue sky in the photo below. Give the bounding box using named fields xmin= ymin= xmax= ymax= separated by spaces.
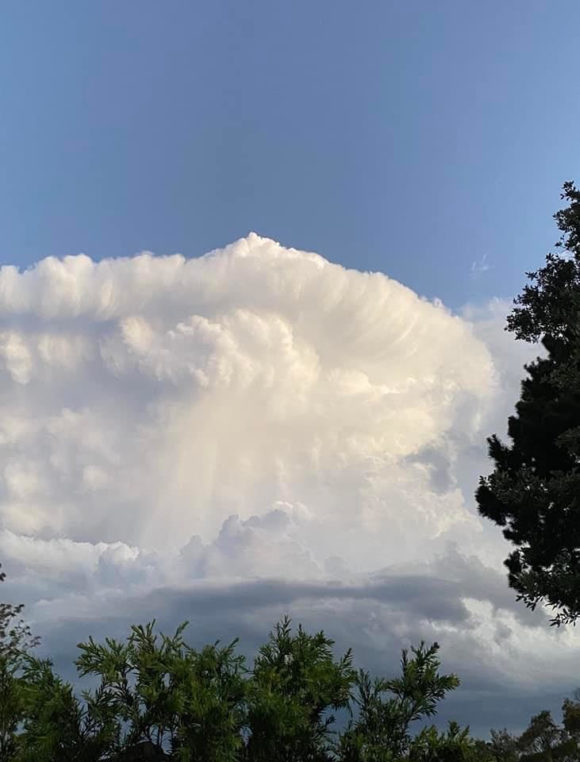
xmin=1 ymin=1 xmax=579 ymax=308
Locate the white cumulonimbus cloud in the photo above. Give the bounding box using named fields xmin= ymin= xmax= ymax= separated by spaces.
xmin=0 ymin=233 xmax=494 ymax=560
xmin=0 ymin=234 xmax=575 ymax=735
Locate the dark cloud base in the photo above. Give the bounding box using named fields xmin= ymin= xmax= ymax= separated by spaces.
xmin=33 ymin=557 xmax=566 ymax=740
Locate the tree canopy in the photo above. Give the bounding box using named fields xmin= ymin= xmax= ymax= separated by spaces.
xmin=476 ymin=181 xmax=580 ymax=624
xmin=1 ymin=610 xmax=468 ymax=762
xmin=0 ymin=601 xmax=579 ymax=761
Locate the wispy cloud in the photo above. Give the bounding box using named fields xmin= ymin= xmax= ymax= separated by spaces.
xmin=470 ymin=253 xmax=492 ymax=279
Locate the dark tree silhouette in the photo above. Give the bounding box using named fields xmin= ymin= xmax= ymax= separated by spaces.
xmin=476 ymin=182 xmax=580 ymax=625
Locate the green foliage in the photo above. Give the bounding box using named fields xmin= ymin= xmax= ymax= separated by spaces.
xmin=245 ymin=615 xmax=355 ymax=761
xmin=14 ymin=656 xmax=97 ymax=761
xmin=337 ymin=642 xmax=460 ymax=761
xmin=2 ymin=596 xmax=580 ymax=761
xmin=562 ymin=693 xmax=580 ymax=740
xmin=0 ymin=565 xmax=39 ymax=761
xmin=0 ymin=607 xmax=468 ymax=761
xmin=516 ymin=710 xmax=563 ymax=761
xmin=515 ymin=706 xmax=580 ymax=762
xmin=409 ymin=721 xmax=479 ymax=762
xmin=476 ymin=181 xmax=580 ymax=624
xmin=0 ymin=650 xmax=26 ymax=760
xmin=487 ymin=729 xmax=519 ymax=762
xmin=76 ymin=620 xmax=247 ymax=761
xmin=5 ymin=562 xmax=580 ymax=762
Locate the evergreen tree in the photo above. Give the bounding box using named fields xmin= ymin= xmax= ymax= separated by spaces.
xmin=245 ymin=616 xmax=355 ymax=762
xmin=476 ymin=182 xmax=580 ymax=624
xmin=1 ymin=615 xmax=470 ymax=760
xmin=337 ymin=641 xmax=460 ymax=762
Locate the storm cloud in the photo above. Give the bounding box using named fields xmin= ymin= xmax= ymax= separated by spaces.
xmin=0 ymin=234 xmax=574 ymax=737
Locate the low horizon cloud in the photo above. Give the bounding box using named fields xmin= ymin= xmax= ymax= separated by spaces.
xmin=0 ymin=233 xmax=574 ymax=736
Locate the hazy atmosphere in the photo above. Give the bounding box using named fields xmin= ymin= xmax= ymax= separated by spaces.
xmin=2 ymin=1 xmax=580 ymax=751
